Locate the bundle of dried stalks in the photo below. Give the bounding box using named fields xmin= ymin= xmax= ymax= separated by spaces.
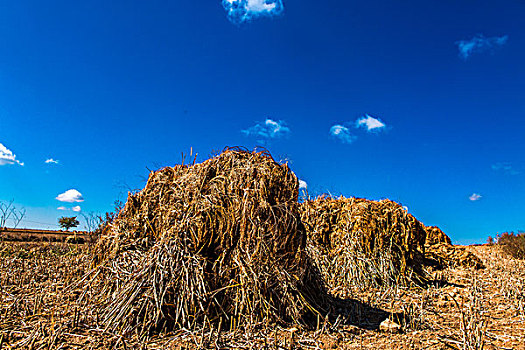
xmin=300 ymin=196 xmax=427 ymax=296
xmin=422 ymin=226 xmax=484 ymax=270
xmin=425 ymin=243 xmax=484 ymax=270
xmin=91 ymin=148 xmax=325 ymax=335
xmin=424 ymin=226 xmax=452 ymax=245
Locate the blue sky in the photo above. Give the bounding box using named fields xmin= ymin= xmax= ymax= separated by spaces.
xmin=1 ymin=0 xmax=523 ymax=243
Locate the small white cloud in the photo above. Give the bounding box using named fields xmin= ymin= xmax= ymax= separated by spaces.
xmin=56 ymin=189 xmax=84 ymax=203
xmin=57 ymin=206 xmax=68 ymax=211
xmin=356 ymin=114 xmax=386 ymax=132
xmin=469 ymin=193 xmax=482 ymax=201
xmin=0 ymin=142 xmax=24 ymax=166
xmin=299 ymin=180 xmax=307 ymax=190
xmin=45 ymin=158 xmax=59 ymax=164
xmin=222 ymin=0 xmax=284 ymax=24
xmin=72 ymin=206 xmax=81 ymax=212
xmin=242 ymin=118 xmax=290 ymax=139
xmin=456 ymin=34 xmax=508 ymax=60
xmin=330 ymin=125 xmax=355 ymax=144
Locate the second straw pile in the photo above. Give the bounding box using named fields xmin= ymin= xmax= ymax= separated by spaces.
xmin=300 ymin=197 xmax=428 ymax=296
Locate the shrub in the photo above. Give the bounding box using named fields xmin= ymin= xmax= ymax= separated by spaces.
xmin=497 ymin=231 xmax=525 ymax=259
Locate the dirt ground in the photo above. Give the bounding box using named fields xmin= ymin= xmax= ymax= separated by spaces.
xmin=0 ymin=242 xmax=523 ymax=349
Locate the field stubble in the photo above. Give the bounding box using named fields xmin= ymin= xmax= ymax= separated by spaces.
xmin=0 ymin=242 xmax=524 ymax=349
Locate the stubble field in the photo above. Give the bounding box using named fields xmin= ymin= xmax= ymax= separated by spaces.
xmin=0 ymin=241 xmax=523 ymax=349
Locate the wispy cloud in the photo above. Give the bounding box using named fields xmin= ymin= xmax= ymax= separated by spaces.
xmin=45 ymin=158 xmax=59 ymax=164
xmin=0 ymin=143 xmax=24 ymax=166
xmin=330 ymin=125 xmax=355 ymax=144
xmin=356 ymin=114 xmax=386 ymax=132
xmin=491 ymin=162 xmax=520 ymax=175
xmin=331 ymin=114 xmax=388 ymax=144
xmin=56 ymin=189 xmax=84 ymax=203
xmin=299 ymin=180 xmax=307 ymax=190
xmin=469 ymin=193 xmax=482 ymax=201
xmin=222 ymin=0 xmax=284 ymax=24
xmin=57 ymin=205 xmax=82 ymax=212
xmin=456 ymin=34 xmax=508 ymax=60
xmin=242 ymin=118 xmax=290 ymax=139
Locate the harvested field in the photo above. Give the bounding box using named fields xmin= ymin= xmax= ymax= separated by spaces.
xmin=0 ymin=228 xmax=95 ymax=244
xmin=1 ymin=241 xmax=524 ymax=349
xmin=0 ymin=150 xmax=518 ymax=349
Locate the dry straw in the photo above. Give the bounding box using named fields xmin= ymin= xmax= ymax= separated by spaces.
xmin=423 ymin=226 xmax=485 ymax=270
xmin=424 ymin=243 xmax=485 ymax=270
xmin=300 ymin=196 xmax=428 ymax=297
xmin=424 ymin=226 xmax=452 ymax=245
xmin=91 ymin=148 xmax=326 ymax=336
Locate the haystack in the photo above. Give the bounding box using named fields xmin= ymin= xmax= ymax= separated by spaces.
xmin=424 ymin=226 xmax=452 ymax=245
xmin=300 ymin=197 xmax=427 ymax=297
xmin=92 ymin=149 xmax=324 ymax=335
xmin=423 ymin=226 xmax=484 ymax=270
xmin=424 ymin=243 xmax=484 ymax=269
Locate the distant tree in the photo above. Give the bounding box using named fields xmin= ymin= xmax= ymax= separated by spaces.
xmin=58 ymin=216 xmax=80 ymax=231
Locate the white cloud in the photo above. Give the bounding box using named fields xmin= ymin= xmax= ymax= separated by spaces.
xmin=0 ymin=143 xmax=24 ymax=166
xmin=356 ymin=114 xmax=386 ymax=132
xmin=222 ymin=0 xmax=284 ymax=24
xmin=299 ymin=180 xmax=307 ymax=190
xmin=57 ymin=206 xmax=68 ymax=211
xmin=330 ymin=125 xmax=355 ymax=144
xmin=45 ymin=158 xmax=59 ymax=164
xmin=56 ymin=189 xmax=84 ymax=203
xmin=72 ymin=206 xmax=81 ymax=212
xmin=242 ymin=118 xmax=290 ymax=139
xmin=491 ymin=162 xmax=520 ymax=175
xmin=469 ymin=193 xmax=482 ymax=201
xmin=456 ymin=34 xmax=508 ymax=60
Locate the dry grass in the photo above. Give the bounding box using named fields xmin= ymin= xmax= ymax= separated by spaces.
xmin=424 ymin=226 xmax=452 ymax=245
xmin=423 ymin=225 xmax=485 ymax=270
xmin=300 ymin=196 xmax=428 ymax=296
xmin=425 ymin=243 xmax=485 ymax=270
xmin=90 ymin=148 xmax=327 ymax=336
xmin=1 ymin=240 xmax=524 ymax=349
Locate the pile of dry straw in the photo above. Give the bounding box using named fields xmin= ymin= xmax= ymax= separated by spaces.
xmin=93 ymin=148 xmax=325 ymax=335
xmin=88 ymin=148 xmax=483 ymax=336
xmin=424 ymin=226 xmax=484 ymax=269
xmin=300 ymin=197 xmax=428 ymax=297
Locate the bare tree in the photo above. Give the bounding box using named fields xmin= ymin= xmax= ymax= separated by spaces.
xmin=0 ymin=200 xmax=14 ymax=228
xmin=0 ymin=200 xmax=27 ymax=229
xmin=81 ymin=211 xmax=102 ymax=233
xmin=11 ymin=207 xmax=26 ymax=228
xmin=0 ymin=199 xmax=20 ymax=228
